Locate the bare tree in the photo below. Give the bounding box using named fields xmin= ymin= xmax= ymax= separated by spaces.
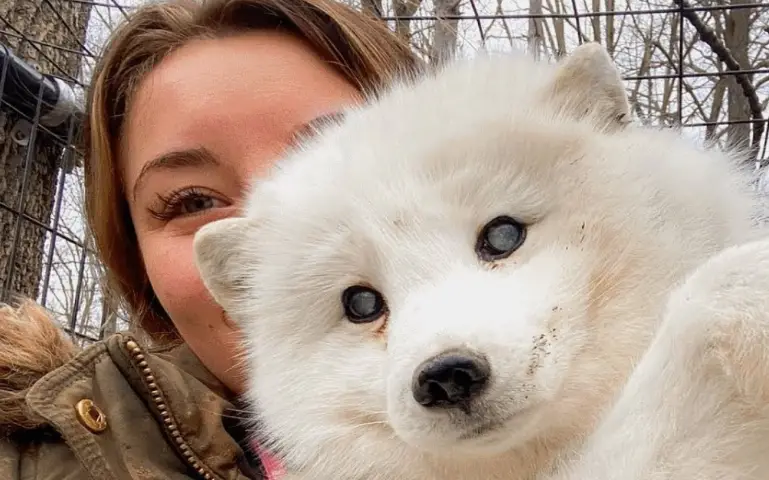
xmin=0 ymin=0 xmax=91 ymax=302
xmin=723 ymin=0 xmax=754 ymax=150
xmin=430 ymin=0 xmax=461 ymax=64
xmin=528 ymin=0 xmax=545 ymax=59
xmin=672 ymin=0 xmax=765 ymax=157
xmin=393 ymin=0 xmax=423 ymax=43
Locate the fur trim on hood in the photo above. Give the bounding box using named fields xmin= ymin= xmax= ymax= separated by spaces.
xmin=0 ymin=300 xmax=79 ymax=435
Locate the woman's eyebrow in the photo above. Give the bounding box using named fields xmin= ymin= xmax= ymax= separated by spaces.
xmin=132 ymin=147 xmax=220 ymax=200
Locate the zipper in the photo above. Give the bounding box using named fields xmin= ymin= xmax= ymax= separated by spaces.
xmin=124 ymin=339 xmax=216 ymax=480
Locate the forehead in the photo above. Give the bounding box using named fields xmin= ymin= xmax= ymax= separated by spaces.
xmin=120 ymin=31 xmax=360 ymax=187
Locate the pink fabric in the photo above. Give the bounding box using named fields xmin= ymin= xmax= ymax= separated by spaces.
xmin=252 ymin=441 xmax=286 ymax=479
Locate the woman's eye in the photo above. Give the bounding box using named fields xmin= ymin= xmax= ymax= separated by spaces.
xmin=150 ymin=188 xmax=229 ymax=221
xmin=476 ymin=216 xmax=526 ymax=261
xmin=178 ymin=195 xmax=218 ymax=215
xmin=342 ymin=285 xmax=387 ymax=324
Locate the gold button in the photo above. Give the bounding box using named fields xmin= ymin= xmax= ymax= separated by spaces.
xmin=74 ymin=399 xmax=108 ymax=433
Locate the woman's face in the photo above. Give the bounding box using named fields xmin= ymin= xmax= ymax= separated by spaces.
xmin=121 ymin=32 xmax=361 ymax=393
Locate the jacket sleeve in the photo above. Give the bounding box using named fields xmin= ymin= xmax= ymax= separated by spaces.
xmin=0 ymin=437 xmax=21 ymax=479
xmin=0 ymin=435 xmax=93 ymax=480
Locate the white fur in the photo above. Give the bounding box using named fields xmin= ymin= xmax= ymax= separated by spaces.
xmin=549 ymin=238 xmax=769 ymax=480
xmin=194 ymin=43 xmax=769 ymax=479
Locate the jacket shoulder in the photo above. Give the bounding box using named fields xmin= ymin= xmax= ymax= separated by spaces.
xmin=0 ymin=301 xmax=94 ymax=479
xmin=0 ymin=300 xmax=262 ymax=480
xmin=0 ymin=300 xmax=79 ymax=435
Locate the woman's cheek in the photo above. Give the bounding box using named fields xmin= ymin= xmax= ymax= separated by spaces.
xmin=143 ymin=234 xmax=246 ymax=392
xmin=143 ymin=236 xmax=214 ymax=324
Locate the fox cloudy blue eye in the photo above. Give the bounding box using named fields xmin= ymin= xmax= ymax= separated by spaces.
xmin=342 ymin=286 xmax=387 ymax=323
xmin=477 ymin=216 xmax=526 ymax=260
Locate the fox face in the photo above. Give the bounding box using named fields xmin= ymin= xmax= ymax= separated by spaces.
xmin=194 ymin=44 xmax=758 ymax=479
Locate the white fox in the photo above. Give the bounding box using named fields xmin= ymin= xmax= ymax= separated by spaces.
xmin=194 ymin=43 xmax=769 ymax=479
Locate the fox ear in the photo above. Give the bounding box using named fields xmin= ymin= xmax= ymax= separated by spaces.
xmin=193 ymin=217 xmax=258 ymax=314
xmin=543 ymin=42 xmax=630 ymax=131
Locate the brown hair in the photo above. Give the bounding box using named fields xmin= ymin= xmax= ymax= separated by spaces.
xmin=83 ymin=0 xmax=419 ymax=343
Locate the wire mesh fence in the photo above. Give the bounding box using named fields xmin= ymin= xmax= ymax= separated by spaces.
xmin=1 ymin=0 xmax=768 ymax=346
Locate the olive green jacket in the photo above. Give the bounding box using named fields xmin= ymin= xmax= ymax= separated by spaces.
xmin=0 ymin=310 xmax=265 ymax=480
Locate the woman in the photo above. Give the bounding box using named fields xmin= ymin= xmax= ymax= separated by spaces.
xmin=0 ymin=0 xmax=418 ymax=477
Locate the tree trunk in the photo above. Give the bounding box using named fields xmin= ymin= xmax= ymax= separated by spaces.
xmin=603 ymin=0 xmax=615 ymax=55
xmin=723 ymin=0 xmax=752 ymax=150
xmin=393 ymin=0 xmax=422 ymax=44
xmin=0 ymin=0 xmax=91 ymax=303
xmin=430 ymin=0 xmax=460 ymax=65
xmin=528 ymin=0 xmax=544 ymax=60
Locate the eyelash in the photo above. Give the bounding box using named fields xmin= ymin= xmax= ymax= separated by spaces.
xmin=149 ymin=186 xmax=222 ymax=221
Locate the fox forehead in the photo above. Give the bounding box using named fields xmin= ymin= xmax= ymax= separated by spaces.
xmin=252 ymin=120 xmax=583 ymax=233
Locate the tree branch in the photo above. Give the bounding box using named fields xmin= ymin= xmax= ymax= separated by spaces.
xmin=673 ymin=0 xmax=764 ymax=153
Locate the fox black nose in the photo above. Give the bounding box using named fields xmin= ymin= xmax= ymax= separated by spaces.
xmin=412 ymin=349 xmax=491 ymax=408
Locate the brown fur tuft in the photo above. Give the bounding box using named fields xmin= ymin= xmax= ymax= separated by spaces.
xmin=0 ymin=300 xmax=79 ymax=434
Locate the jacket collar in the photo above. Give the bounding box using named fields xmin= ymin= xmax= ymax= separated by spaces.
xmin=26 ymin=333 xmax=264 ymax=480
